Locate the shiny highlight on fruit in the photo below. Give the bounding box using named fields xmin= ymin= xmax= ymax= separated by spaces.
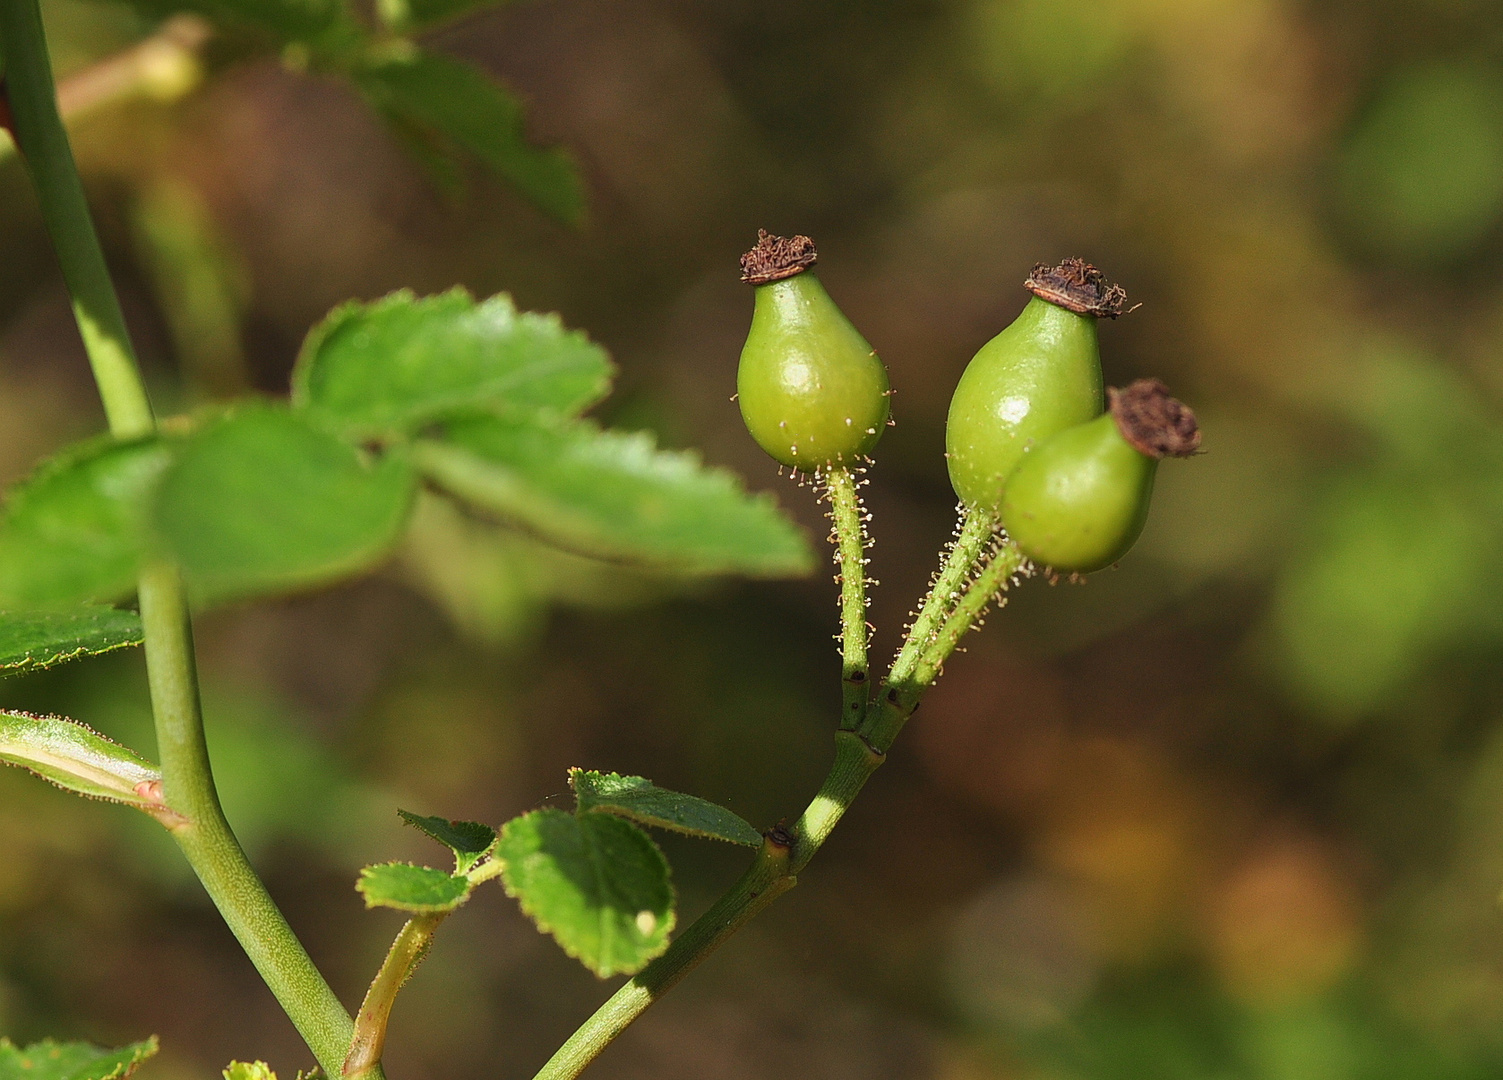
xmin=737 ymin=231 xmax=890 ymax=471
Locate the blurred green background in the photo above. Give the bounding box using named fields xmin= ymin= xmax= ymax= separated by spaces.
xmin=7 ymin=0 xmax=1503 ymax=1076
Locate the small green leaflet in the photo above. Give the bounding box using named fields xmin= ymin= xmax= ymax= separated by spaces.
xmin=153 ymin=405 xmax=417 ymax=604
xmin=496 ymin=808 xmax=673 ymax=978
xmin=292 ymin=289 xmax=612 ymax=440
xmin=221 ymin=1063 xmax=325 ymax=1080
xmin=353 ymin=52 xmax=585 ymax=224
xmin=357 ymin=862 xmax=472 ymax=913
xmin=0 ymin=437 xmax=171 ymax=608
xmin=222 ymin=1065 xmax=276 ymax=1080
xmin=0 ymin=1036 xmax=157 ymax=1080
xmin=569 ymin=770 xmax=761 ymax=847
xmin=0 ymin=606 xmax=142 ymax=676
xmin=0 ymin=711 xmax=171 ymax=815
xmin=398 ymin=809 xmax=497 ymax=872
xmin=416 ymin=415 xmax=815 ymax=577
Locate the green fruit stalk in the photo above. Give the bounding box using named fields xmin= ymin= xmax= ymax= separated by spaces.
xmin=1000 ymin=379 xmax=1200 ymax=574
xmin=737 ymin=231 xmax=890 ymax=471
xmin=945 ymin=259 xmax=1129 ymax=513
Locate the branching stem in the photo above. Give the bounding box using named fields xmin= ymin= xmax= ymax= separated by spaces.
xmin=530 ymin=835 xmax=797 ymax=1080
xmin=138 ymin=562 xmax=358 ymax=1073
xmin=912 ymin=538 xmax=1027 ymax=688
xmin=823 ymin=467 xmax=871 ymax=729
xmin=530 ymin=505 xmax=1014 ymax=1080
xmin=887 ymin=505 xmax=995 ymax=688
xmin=0 ymin=5 xmax=361 ymax=1074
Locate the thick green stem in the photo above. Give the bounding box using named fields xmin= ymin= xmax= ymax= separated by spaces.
xmin=344 ymin=913 xmax=447 ymax=1078
xmin=1 ymin=5 xmax=362 ymax=1074
xmin=824 ymin=467 xmax=871 ymax=730
xmin=140 ymin=564 xmax=357 ymax=1073
xmin=0 ymin=0 xmax=152 ymax=438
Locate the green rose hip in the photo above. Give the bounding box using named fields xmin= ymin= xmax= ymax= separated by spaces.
xmin=1000 ymin=379 xmax=1200 ymax=574
xmin=737 ymin=230 xmax=890 ymax=471
xmin=945 ymin=259 xmax=1129 ymax=513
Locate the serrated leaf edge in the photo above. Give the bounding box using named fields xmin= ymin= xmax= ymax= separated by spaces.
xmin=0 ymin=607 xmax=144 ymax=675
xmin=417 ymin=418 xmax=816 ymax=577
xmin=0 ymin=433 xmax=161 ymax=520
xmin=0 ymin=1034 xmax=159 ymax=1080
xmin=0 ymin=710 xmax=180 ymax=822
xmin=291 ymin=287 xmax=614 ymax=431
xmin=290 ymin=291 xmax=424 ymax=411
xmin=356 ymin=860 xmax=473 ymax=913
xmin=397 ymin=807 xmax=499 ymax=872
xmin=496 ymin=808 xmax=676 ymax=978
xmin=567 ymin=768 xmax=762 ymax=847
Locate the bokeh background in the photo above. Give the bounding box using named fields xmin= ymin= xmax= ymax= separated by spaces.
xmin=6 ymin=0 xmax=1503 ymax=1076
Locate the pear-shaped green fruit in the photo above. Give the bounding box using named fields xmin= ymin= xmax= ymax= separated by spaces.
xmin=1001 ymin=380 xmax=1200 ymax=574
xmin=737 ymin=231 xmax=890 ymax=471
xmin=945 ymin=260 xmax=1128 ymax=513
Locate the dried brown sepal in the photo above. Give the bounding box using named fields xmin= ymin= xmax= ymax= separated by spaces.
xmin=740 ymin=229 xmax=818 ymax=285
xmin=1025 ymin=258 xmax=1129 ymax=318
xmin=1110 ymin=379 xmax=1200 ymax=458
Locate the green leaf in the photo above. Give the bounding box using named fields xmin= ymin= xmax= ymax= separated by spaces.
xmin=568 ymin=769 xmax=762 ymax=847
xmin=153 ymin=406 xmax=417 ymax=604
xmin=415 ymin=416 xmax=816 ymax=577
xmin=293 ymin=289 xmax=613 ymax=441
xmin=0 ymin=1036 xmax=157 ymax=1080
xmin=354 ymin=49 xmax=585 ymax=223
xmin=220 ymin=1064 xmax=322 ymax=1080
xmin=0 ymin=437 xmax=171 ymax=608
xmin=0 ymin=711 xmax=168 ymax=813
xmin=357 ymin=862 xmax=472 ymax=912
xmin=223 ymin=1065 xmax=277 ymax=1080
xmin=0 ymin=606 xmax=142 ymax=676
xmin=399 ymin=809 xmax=497 ymax=873
xmin=496 ymin=808 xmax=674 ymax=977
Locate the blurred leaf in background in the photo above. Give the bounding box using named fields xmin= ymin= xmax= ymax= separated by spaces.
xmin=1335 ymin=63 xmax=1503 ymax=265
xmin=1268 ymin=344 xmax=1503 ymax=719
xmin=353 ymin=49 xmax=585 ymax=221
xmin=130 ymin=178 xmax=253 ymax=400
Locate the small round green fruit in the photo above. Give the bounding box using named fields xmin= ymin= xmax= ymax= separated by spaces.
xmin=1000 ymin=379 xmax=1200 ymax=574
xmin=945 ymin=259 xmax=1129 ymax=513
xmin=737 ymin=231 xmax=890 ymax=471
